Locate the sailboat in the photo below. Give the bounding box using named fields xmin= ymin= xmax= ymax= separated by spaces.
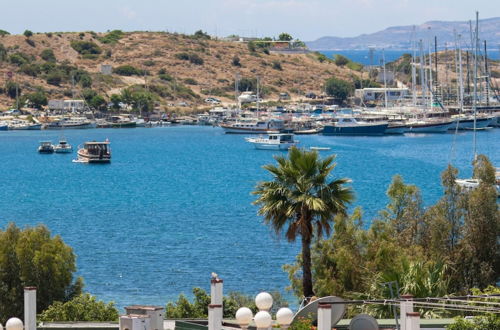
xmin=455 ymin=12 xmax=499 ymax=197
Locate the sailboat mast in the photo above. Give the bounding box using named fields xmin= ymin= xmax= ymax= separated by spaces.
xmin=457 ymin=35 xmax=464 ymax=112
xmin=484 ymin=40 xmax=489 ymax=106
xmin=411 ymin=26 xmax=417 ymax=107
xmin=419 ymin=40 xmax=426 ymax=110
xmin=382 ymin=49 xmax=388 ymax=108
xmin=428 ymin=41 xmax=434 ymax=109
xmin=472 ymin=12 xmax=479 ymax=160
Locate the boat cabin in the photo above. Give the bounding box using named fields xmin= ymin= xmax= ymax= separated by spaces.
xmin=84 ymin=142 xmax=110 ymax=155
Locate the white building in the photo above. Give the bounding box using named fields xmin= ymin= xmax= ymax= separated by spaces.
xmin=48 ymin=99 xmax=86 ymax=112
xmin=101 ymin=64 xmax=113 ymax=75
xmin=355 ymin=88 xmax=409 ymax=102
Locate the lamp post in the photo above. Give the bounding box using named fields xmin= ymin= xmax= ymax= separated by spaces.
xmin=235 ymin=292 xmax=293 ymax=330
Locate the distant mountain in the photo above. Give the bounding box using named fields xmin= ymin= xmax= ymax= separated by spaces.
xmin=307 ymin=17 xmax=500 ymax=50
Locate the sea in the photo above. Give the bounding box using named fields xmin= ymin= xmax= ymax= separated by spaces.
xmin=0 ymin=126 xmax=498 ymax=310
xmin=319 ymin=49 xmax=500 ymax=65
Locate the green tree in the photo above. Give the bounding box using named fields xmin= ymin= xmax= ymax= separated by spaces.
xmin=334 ymin=54 xmax=349 ymax=66
xmin=193 ymin=30 xmax=210 ymax=40
xmin=4 ymin=81 xmax=21 ymax=99
xmin=70 ymin=40 xmax=102 ymax=55
xmin=253 ymin=148 xmax=354 ymax=298
xmin=89 ymin=95 xmax=107 ymax=111
xmin=0 ymin=223 xmax=83 ymax=321
xmin=110 ymin=94 xmax=122 ymax=110
xmin=23 ymin=89 xmax=48 ymax=109
xmin=39 ymin=294 xmax=119 ymax=322
xmin=23 ymin=30 xmax=33 ymax=38
xmin=278 ymin=33 xmax=293 ymax=41
xmin=324 ymin=77 xmax=354 ymax=103
xmin=40 ymin=49 xmax=56 ymax=62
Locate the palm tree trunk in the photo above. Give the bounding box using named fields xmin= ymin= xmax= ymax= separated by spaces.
xmin=301 ymin=235 xmax=314 ymax=298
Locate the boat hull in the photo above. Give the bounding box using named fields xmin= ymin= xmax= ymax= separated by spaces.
xmin=251 ymin=142 xmax=297 ymax=150
xmin=322 ymin=123 xmax=387 ymax=136
xmin=0 ymin=125 xmax=8 ymax=131
xmin=385 ymin=125 xmax=407 ymax=134
xmin=220 ymin=125 xmax=279 ymax=134
xmin=405 ymin=121 xmax=453 ymax=133
xmin=55 ymin=148 xmax=72 ymax=153
xmin=452 ymin=117 xmax=493 ymax=130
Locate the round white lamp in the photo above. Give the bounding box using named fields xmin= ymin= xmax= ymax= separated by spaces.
xmin=255 ymin=292 xmax=273 ymax=311
xmin=235 ymin=307 xmax=253 ymax=330
xmin=254 ymin=311 xmax=272 ymax=330
xmin=5 ymin=318 xmax=23 ymax=330
xmin=276 ymin=307 xmax=294 ymax=329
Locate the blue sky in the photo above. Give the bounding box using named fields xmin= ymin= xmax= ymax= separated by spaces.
xmin=2 ymin=0 xmax=499 ymax=40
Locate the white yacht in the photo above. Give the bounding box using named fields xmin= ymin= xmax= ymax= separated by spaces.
xmin=245 ymin=133 xmax=298 ymax=150
xmin=54 ymin=140 xmax=73 ymax=153
xmin=45 ymin=117 xmax=95 ymax=129
xmin=220 ymin=118 xmax=285 ymax=134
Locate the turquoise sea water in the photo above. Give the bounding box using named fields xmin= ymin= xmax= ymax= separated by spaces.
xmin=0 ymin=127 xmax=498 ymax=309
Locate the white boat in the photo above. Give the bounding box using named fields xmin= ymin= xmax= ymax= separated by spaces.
xmin=245 ymin=133 xmax=298 ymax=150
xmin=220 ymin=118 xmax=285 ymax=134
xmin=322 ymin=117 xmax=388 ymax=136
xmin=405 ymin=119 xmax=453 ymax=133
xmin=9 ymin=120 xmax=42 ymax=130
xmin=76 ymin=141 xmax=111 ymax=163
xmin=45 ymin=117 xmax=95 ymax=129
xmin=54 ymin=140 xmax=73 ymax=153
xmin=451 ymin=114 xmax=494 ymax=130
xmin=238 ymin=91 xmax=259 ymax=104
xmin=38 ymin=141 xmax=54 ymax=153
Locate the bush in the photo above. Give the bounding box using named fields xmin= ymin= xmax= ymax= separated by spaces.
xmin=20 ymin=63 xmax=41 ymax=77
xmin=45 ymin=32 xmax=52 ymax=38
xmin=39 ymin=294 xmax=118 ymax=322
xmin=325 ymin=77 xmax=354 ymax=103
xmin=272 ymin=60 xmax=282 ymax=70
xmin=4 ymin=81 xmax=21 ymax=99
xmin=174 ymin=52 xmax=204 ymax=65
xmin=46 ymin=71 xmax=64 ymax=86
xmin=40 ymin=49 xmax=56 ymax=62
xmin=0 ymin=223 xmax=83 ymax=321
xmin=192 ymin=30 xmax=210 ymax=40
xmin=113 ymin=65 xmax=144 ymax=76
xmin=23 ymin=90 xmax=48 ymax=109
xmin=25 ymin=39 xmax=35 ymax=47
xmin=0 ymin=29 xmax=10 ymax=36
xmin=232 ymin=56 xmax=241 ymax=67
xmin=99 ymin=30 xmax=124 ymax=44
xmin=70 ymin=40 xmax=102 ymax=55
xmin=247 ymin=41 xmax=256 ymax=52
xmin=23 ymin=30 xmax=33 ymax=38
xmin=334 ymin=54 xmax=350 ymax=66
xmin=159 ymin=73 xmax=174 ymax=81
xmin=143 ymin=60 xmax=155 ymax=67
xmin=0 ymin=43 xmax=6 ymax=61
xmin=9 ymin=53 xmax=30 ymax=66
xmin=184 ymin=78 xmax=197 ymax=85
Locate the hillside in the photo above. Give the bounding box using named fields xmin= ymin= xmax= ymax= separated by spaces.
xmin=307 ymin=17 xmax=500 ymax=50
xmin=0 ymin=30 xmax=361 ymax=112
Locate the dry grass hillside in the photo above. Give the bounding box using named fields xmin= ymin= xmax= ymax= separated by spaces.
xmin=0 ymin=31 xmax=363 ymax=111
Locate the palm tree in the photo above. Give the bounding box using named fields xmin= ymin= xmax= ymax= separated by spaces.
xmin=253 ymin=147 xmax=354 ymax=298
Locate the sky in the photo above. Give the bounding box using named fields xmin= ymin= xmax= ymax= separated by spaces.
xmin=1 ymin=0 xmax=499 ymax=41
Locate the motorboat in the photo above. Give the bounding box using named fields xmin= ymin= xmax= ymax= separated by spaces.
xmin=0 ymin=122 xmax=8 ymax=131
xmin=220 ymin=118 xmax=285 ymax=134
xmin=405 ymin=119 xmax=454 ymax=133
xmin=245 ymin=133 xmax=298 ymax=150
xmin=322 ymin=117 xmax=388 ymax=136
xmin=9 ymin=120 xmax=42 ymax=130
xmin=44 ymin=117 xmax=95 ymax=129
xmin=38 ymin=141 xmax=54 ymax=153
xmin=54 ymin=140 xmax=73 ymax=153
xmin=76 ymin=141 xmax=111 ymax=163
xmin=450 ymin=114 xmax=494 ymax=130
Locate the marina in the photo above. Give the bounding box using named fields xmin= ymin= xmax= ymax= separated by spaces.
xmin=0 ymin=125 xmax=498 ymax=309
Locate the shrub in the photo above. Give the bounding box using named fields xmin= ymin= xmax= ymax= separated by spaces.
xmin=113 ymin=65 xmax=144 ymax=76
xmin=143 ymin=60 xmax=155 ymax=67
xmin=188 ymin=53 xmax=204 ymax=65
xmin=232 ymin=56 xmax=241 ymax=67
xmin=46 ymin=71 xmax=64 ymax=86
xmin=99 ymin=30 xmax=124 ymax=44
xmin=23 ymin=30 xmax=33 ymax=38
xmin=0 ymin=29 xmax=10 ymax=36
xmin=159 ymin=73 xmax=173 ymax=81
xmin=175 ymin=52 xmax=190 ymax=60
xmin=247 ymin=41 xmax=256 ymax=52
xmin=0 ymin=43 xmax=8 ymax=61
xmin=334 ymin=54 xmax=350 ymax=66
xmin=272 ymin=60 xmax=282 ymax=70
xmin=9 ymin=53 xmax=30 ymax=66
xmin=70 ymin=40 xmax=102 ymax=55
xmin=81 ymin=54 xmax=99 ymax=60
xmin=192 ymin=30 xmax=210 ymax=40
xmin=39 ymin=294 xmax=118 ymax=322
xmin=4 ymin=81 xmax=21 ymax=99
xmin=45 ymin=32 xmax=52 ymax=38
xmin=184 ymin=78 xmax=197 ymax=85
xmin=19 ymin=63 xmax=41 ymax=77
xmin=25 ymin=39 xmax=35 ymax=47
xmin=40 ymin=49 xmax=56 ymax=62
